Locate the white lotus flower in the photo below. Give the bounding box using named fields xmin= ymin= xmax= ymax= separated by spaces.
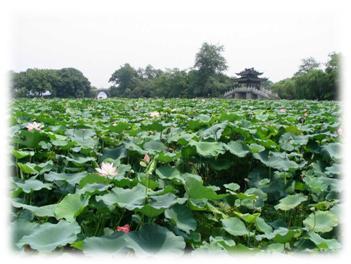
xmin=26 ymin=122 xmax=44 ymax=131
xmin=96 ymin=162 xmax=118 ymax=177
xmin=279 ymin=108 xmax=286 ymax=113
xmin=337 ymin=127 xmax=343 ymax=137
xmin=150 ymin=111 xmax=160 ymax=118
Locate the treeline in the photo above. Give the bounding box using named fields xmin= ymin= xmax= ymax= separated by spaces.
xmin=11 ymin=43 xmax=236 ymax=99
xmin=11 ymin=68 xmax=91 ymax=98
xmin=271 ymin=53 xmax=339 ymax=100
xmin=11 ymin=42 xmax=339 ymax=100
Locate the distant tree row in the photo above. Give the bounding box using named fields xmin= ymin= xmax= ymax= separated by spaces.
xmin=11 ymin=43 xmax=339 ymax=100
xmin=271 ymin=53 xmax=340 ymax=100
xmin=107 ymin=42 xmax=234 ymax=98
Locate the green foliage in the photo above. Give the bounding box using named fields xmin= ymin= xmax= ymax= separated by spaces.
xmin=272 ymin=53 xmax=340 ymax=100
xmin=303 ymin=211 xmax=338 ymax=233
xmin=11 ymin=98 xmax=341 ymax=254
xmin=11 ymin=68 xmax=91 ymax=98
xmin=17 ymin=220 xmax=81 ymax=252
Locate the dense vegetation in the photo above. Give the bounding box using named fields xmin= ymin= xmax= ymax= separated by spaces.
xmin=11 ymin=98 xmax=341 ymax=254
xmin=10 ymin=43 xmax=339 ymax=100
xmin=271 ymin=54 xmax=339 ymax=100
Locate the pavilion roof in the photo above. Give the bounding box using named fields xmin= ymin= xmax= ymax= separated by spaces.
xmin=236 ymin=67 xmax=263 ymax=77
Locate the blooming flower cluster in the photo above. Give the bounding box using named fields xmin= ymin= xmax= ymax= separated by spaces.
xmin=96 ymin=162 xmax=118 ymax=177
xmin=26 ymin=122 xmax=44 ymax=131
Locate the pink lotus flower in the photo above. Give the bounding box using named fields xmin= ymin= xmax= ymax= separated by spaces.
xmin=26 ymin=122 xmax=44 ymax=131
xmin=143 ymin=153 xmax=151 ymax=164
xmin=279 ymin=108 xmax=286 ymax=113
xmin=96 ymin=162 xmax=118 ymax=177
xmin=150 ymin=111 xmax=160 ymax=118
xmin=116 ymin=224 xmax=130 ymax=234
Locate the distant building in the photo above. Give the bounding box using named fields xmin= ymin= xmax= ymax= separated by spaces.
xmin=96 ymin=89 xmax=109 ymax=99
xmin=224 ymin=68 xmax=279 ymax=99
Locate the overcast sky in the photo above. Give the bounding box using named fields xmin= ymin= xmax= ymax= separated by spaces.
xmin=10 ymin=0 xmax=338 ymax=88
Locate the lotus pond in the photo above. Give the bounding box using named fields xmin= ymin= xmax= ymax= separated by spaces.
xmin=10 ymin=98 xmax=342 ymax=254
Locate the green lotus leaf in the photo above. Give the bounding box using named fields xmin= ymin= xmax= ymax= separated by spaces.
xmin=44 ymin=171 xmax=87 ymax=186
xmin=125 ymin=224 xmax=186 ymax=254
xmin=55 ymin=193 xmax=89 ymax=222
xmin=156 ymin=151 xmax=177 ymax=163
xmin=256 ymin=227 xmax=301 ymax=243
xmin=165 ymin=204 xmax=197 ymax=234
xmin=109 ymin=122 xmax=130 ymax=133
xmin=156 ymin=166 xmax=183 ymax=182
xmin=77 ymin=183 xmax=112 ymax=195
xmin=83 ymin=234 xmax=128 ymax=253
xmin=137 ymin=193 xmax=179 ymax=217
xmin=143 ymin=140 xmax=167 ymax=153
xmin=83 ymin=224 xmax=185 ymax=254
xmin=248 ymin=143 xmax=265 ymax=153
xmin=190 ymin=141 xmax=225 ymax=157
xmin=255 ymin=217 xmax=273 ymax=234
xmin=15 ymin=178 xmax=52 ymax=193
xmin=253 ymin=151 xmax=299 ymax=171
xmin=101 ymin=145 xmax=127 ymax=161
xmin=15 ymin=130 xmax=45 ymax=148
xmin=12 ymin=149 xmax=35 ymax=159
xmin=325 ymin=163 xmax=341 ymax=177
xmin=12 ymin=219 xmax=39 ymax=248
xmin=200 ymin=122 xmax=227 ymax=140
xmin=234 ymin=212 xmax=260 ymax=224
xmin=17 ymin=162 xmax=39 ymax=175
xmin=279 ymin=132 xmax=309 ymax=151
xmin=274 ymin=193 xmax=308 ymax=211
xmin=12 ymin=201 xmax=56 ymax=218
xmin=184 ymin=174 xmax=227 ymax=200
xmin=17 ymin=220 xmax=81 ymax=252
xmin=222 ymin=217 xmax=249 ymax=236
xmin=224 ymin=183 xmax=240 ymax=193
xmin=308 ymin=232 xmax=341 ymax=251
xmin=65 ymin=128 xmax=97 ymax=149
xmin=321 ymin=142 xmax=341 ymax=160
xmin=65 ymin=155 xmax=95 ymax=165
xmin=303 ymin=210 xmax=338 ymax=233
xmin=96 ymin=184 xmax=147 ymax=210
xmin=266 ymin=243 xmax=285 ymax=252
xmin=79 ymin=173 xmax=110 ymax=187
xmin=224 ymin=140 xmax=250 ymax=158
xmin=147 ymin=193 xmax=178 ymax=209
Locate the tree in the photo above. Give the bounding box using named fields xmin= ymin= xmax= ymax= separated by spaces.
xmin=109 ymin=64 xmax=139 ymax=97
xmin=194 ymin=42 xmax=227 ymax=75
xmin=294 ymin=69 xmax=328 ymax=100
xmin=271 ymin=78 xmax=297 ymax=99
xmin=148 ymin=69 xmax=190 ymax=98
xmin=193 ymin=42 xmax=228 ymax=97
xmin=295 ymin=57 xmax=320 ymax=75
xmin=11 ymin=69 xmax=59 ymax=98
xmin=55 ymin=68 xmax=91 ymax=98
xmin=137 ymin=65 xmax=163 ymax=80
xmin=324 ymin=52 xmax=340 ymax=100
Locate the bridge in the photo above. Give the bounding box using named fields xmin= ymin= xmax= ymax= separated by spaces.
xmin=223 ymin=87 xmax=279 ymax=99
